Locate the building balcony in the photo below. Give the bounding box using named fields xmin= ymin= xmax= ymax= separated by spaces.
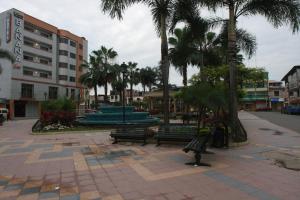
xmin=24 ymin=30 xmax=53 ymax=45
xmin=23 ymin=45 xmax=53 ymax=59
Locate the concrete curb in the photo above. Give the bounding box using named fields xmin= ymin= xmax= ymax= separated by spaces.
xmin=229 ymin=140 xmax=250 ymax=148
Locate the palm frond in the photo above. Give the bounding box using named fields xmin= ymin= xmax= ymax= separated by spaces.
xmin=237 ymin=0 xmax=300 ymax=33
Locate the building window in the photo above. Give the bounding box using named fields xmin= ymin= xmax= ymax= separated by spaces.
xmin=40 ymin=58 xmax=51 ymax=65
xmin=59 ymin=75 xmax=68 ymax=81
xmin=66 ymin=88 xmax=69 ymax=97
xmin=274 ymin=91 xmax=279 ymax=97
xmin=69 ymin=64 xmax=76 ymax=70
xmin=79 ymin=44 xmax=83 ymax=49
xmin=59 ymin=50 xmax=68 ymax=56
xmin=70 ymin=40 xmax=76 ymax=47
xmin=24 ymin=54 xmax=34 ymax=62
xmin=59 ymin=62 xmax=68 ymax=68
xmin=23 ymin=69 xmax=33 ymax=76
xmin=49 ymin=87 xmax=58 ymax=100
xmin=69 ymin=76 xmax=76 ymax=82
xmin=70 ymin=53 xmax=76 ymax=59
xmin=71 ymin=89 xmax=75 ymax=100
xmin=40 ymin=44 xmax=52 ymax=52
xmin=24 ymin=40 xmax=34 ymax=47
xmin=78 ymin=55 xmax=83 ymax=61
xmin=59 ymin=37 xmax=68 ymax=44
xmin=21 ymin=84 xmax=34 ymax=98
xmin=24 ymin=24 xmax=34 ymax=32
xmin=40 ymin=72 xmax=50 ymax=79
xmin=40 ymin=31 xmax=52 ymax=39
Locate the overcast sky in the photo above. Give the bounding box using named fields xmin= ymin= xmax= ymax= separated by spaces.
xmin=1 ymin=0 xmax=300 ymax=91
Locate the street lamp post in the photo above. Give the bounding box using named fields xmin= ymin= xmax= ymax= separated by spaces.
xmin=121 ymin=62 xmax=127 ymax=123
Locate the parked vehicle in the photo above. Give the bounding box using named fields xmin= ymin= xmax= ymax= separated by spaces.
xmin=281 ymin=106 xmax=300 ymax=115
xmin=0 ymin=108 xmax=8 ymax=120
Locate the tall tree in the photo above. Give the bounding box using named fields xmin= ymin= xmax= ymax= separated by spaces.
xmin=100 ymin=0 xmax=189 ymax=125
xmin=111 ymin=64 xmax=127 ymax=104
xmin=140 ymin=67 xmax=157 ymax=92
xmin=197 ymin=0 xmax=300 ymax=141
xmin=127 ymin=62 xmax=140 ymax=103
xmin=169 ymin=27 xmax=198 ymax=87
xmin=79 ymin=56 xmax=104 ymax=109
xmin=92 ymin=46 xmax=118 ymax=102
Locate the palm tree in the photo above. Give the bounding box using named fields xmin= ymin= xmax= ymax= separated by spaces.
xmin=100 ymin=0 xmax=187 ymax=125
xmin=92 ymin=46 xmax=118 ymax=102
xmin=127 ymin=62 xmax=140 ymax=104
xmin=196 ymin=0 xmax=300 ymax=141
xmin=169 ymin=27 xmax=198 ymax=87
xmin=140 ymin=67 xmax=157 ymax=93
xmin=111 ymin=64 xmax=127 ymax=104
xmin=79 ymin=56 xmax=104 ymax=109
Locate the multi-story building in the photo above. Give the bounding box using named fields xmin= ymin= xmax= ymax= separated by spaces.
xmin=240 ymin=72 xmax=269 ymax=111
xmin=0 ymin=8 xmax=88 ymax=118
xmin=268 ymin=80 xmax=285 ymax=111
xmin=281 ymin=65 xmax=300 ymax=105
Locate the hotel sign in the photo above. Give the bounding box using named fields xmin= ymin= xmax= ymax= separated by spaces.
xmin=13 ymin=12 xmax=24 ymax=68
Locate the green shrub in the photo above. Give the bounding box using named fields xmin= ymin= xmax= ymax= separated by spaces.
xmin=41 ymin=98 xmax=76 ymax=126
xmin=42 ymin=98 xmax=75 ymax=112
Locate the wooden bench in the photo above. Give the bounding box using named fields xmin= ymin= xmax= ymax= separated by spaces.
xmin=110 ymin=128 xmax=149 ymax=145
xmin=183 ymin=133 xmax=212 ymax=166
xmin=154 ymin=126 xmax=197 ymax=146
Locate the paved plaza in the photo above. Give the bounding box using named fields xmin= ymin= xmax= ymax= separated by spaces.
xmin=0 ymin=112 xmax=299 ymax=200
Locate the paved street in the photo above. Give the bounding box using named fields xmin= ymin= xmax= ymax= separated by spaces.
xmin=0 ymin=112 xmax=299 ymax=200
xmin=250 ymin=111 xmax=300 ymax=134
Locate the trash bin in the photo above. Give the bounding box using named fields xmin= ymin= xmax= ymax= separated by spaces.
xmin=212 ymin=127 xmax=225 ymax=148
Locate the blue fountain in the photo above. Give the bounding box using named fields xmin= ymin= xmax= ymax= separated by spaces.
xmin=78 ymin=106 xmax=160 ymax=126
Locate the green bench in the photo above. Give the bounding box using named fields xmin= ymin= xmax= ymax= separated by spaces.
xmin=110 ymin=128 xmax=148 ymax=145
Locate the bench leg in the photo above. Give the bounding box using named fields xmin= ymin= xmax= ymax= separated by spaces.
xmin=141 ymin=138 xmax=147 ymax=146
xmin=156 ymin=139 xmax=161 ymax=147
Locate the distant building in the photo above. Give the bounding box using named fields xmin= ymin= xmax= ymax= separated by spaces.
xmin=144 ymin=86 xmax=184 ymax=114
xmin=0 ymin=8 xmax=88 ymax=118
xmin=240 ymin=72 xmax=269 ymax=111
xmin=109 ymin=89 xmax=145 ymax=104
xmin=268 ymin=80 xmax=285 ymax=111
xmin=281 ymin=65 xmax=300 ymax=105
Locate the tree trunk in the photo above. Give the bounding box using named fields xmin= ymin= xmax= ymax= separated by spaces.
xmin=143 ymin=85 xmax=146 ymax=93
xmin=160 ymin=15 xmax=170 ymax=125
xmin=104 ymin=81 xmax=108 ymax=103
xmin=200 ymin=47 xmax=205 ymax=81
xmin=94 ymin=85 xmax=98 ymax=109
xmin=119 ymin=91 xmax=122 ymax=104
xmin=228 ymin=4 xmax=243 ymax=141
xmin=130 ymin=83 xmax=133 ymax=104
xmin=183 ymin=65 xmax=187 ymax=87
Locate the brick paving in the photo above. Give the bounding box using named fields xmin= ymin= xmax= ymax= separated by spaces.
xmin=0 ymin=112 xmax=299 ymax=200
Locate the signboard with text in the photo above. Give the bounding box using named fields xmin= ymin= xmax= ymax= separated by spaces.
xmin=13 ymin=12 xmax=24 ymax=69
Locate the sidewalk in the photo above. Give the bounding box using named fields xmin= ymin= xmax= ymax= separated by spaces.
xmin=0 ymin=112 xmax=299 ymax=200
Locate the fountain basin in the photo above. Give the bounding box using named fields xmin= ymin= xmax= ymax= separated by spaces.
xmin=77 ymin=106 xmax=160 ymax=125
